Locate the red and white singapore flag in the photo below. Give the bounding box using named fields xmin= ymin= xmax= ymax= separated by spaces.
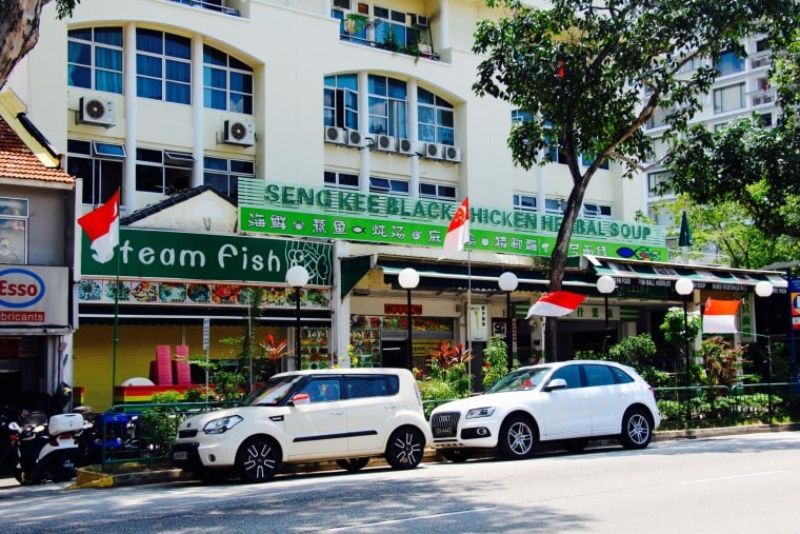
xmin=702 ymin=298 xmax=741 ymax=334
xmin=78 ymin=189 xmax=120 ymax=264
xmin=440 ymin=197 xmax=470 ymax=259
xmin=525 ymin=291 xmax=587 ymax=319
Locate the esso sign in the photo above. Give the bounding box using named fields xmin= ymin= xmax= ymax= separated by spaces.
xmin=0 ymin=269 xmax=45 ymax=308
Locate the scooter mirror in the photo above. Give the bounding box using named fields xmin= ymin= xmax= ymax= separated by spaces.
xmin=8 ymin=422 xmax=20 ymax=432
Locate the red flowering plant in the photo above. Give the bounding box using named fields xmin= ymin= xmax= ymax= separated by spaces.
xmin=261 ymin=334 xmax=289 ymax=362
xmin=424 ymin=341 xmax=472 ymax=398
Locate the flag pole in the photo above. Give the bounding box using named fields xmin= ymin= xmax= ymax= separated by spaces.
xmin=111 ymin=208 xmax=120 ymax=405
xmin=467 ymin=249 xmax=472 ymax=390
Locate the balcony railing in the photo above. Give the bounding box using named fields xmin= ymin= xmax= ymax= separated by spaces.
xmin=334 ymin=12 xmax=439 ymax=61
xmin=751 ymin=54 xmax=773 ymax=69
xmin=751 ymin=88 xmax=777 ymax=106
xmin=168 ymin=0 xmax=241 ymax=17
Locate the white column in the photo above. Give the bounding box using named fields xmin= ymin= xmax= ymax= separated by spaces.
xmin=439 ymin=0 xmax=450 ymax=52
xmin=323 ymin=0 xmax=332 ymax=17
xmin=123 ymin=23 xmax=138 ymax=213
xmin=191 ymin=36 xmax=205 ymax=188
xmin=407 ymin=78 xmax=419 ymax=197
xmin=333 ymin=241 xmax=351 ymax=367
xmin=358 ymin=71 xmax=370 ymax=193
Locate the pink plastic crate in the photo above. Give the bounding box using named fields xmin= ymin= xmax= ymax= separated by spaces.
xmin=149 ymin=360 xmax=173 ymax=386
xmin=172 ymin=360 xmax=192 ymax=386
xmin=175 ymin=345 xmax=189 ymax=359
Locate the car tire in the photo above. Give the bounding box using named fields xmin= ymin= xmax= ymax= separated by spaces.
xmin=498 ymin=415 xmax=537 ymax=460
xmin=440 ymin=449 xmax=475 ymax=463
xmin=620 ymin=408 xmax=653 ymax=450
xmin=561 ymin=438 xmax=589 ymax=453
xmin=336 ymin=457 xmax=370 ymax=472
xmin=235 ymin=436 xmax=281 ymax=483
xmin=385 ymin=427 xmax=425 ymax=470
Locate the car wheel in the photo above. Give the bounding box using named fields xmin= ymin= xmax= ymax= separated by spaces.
xmin=385 ymin=427 xmax=425 ymax=470
xmin=336 ymin=457 xmax=370 ymax=472
xmin=236 ymin=436 xmax=281 ymax=483
xmin=440 ymin=449 xmax=474 ymax=463
xmin=498 ymin=415 xmax=537 ymax=460
xmin=620 ymin=409 xmax=653 ymax=450
xmin=561 ymin=439 xmax=589 ymax=453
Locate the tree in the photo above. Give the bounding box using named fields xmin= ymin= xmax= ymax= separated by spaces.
xmin=666 ymin=32 xmax=800 ymax=242
xmin=472 ymin=0 xmax=798 ymax=357
xmin=0 ymin=0 xmax=79 ymax=90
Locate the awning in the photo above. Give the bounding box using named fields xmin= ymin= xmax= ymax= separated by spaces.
xmin=582 ymin=255 xmax=788 ymax=293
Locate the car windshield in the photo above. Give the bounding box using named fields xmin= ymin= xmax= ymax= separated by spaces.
xmin=485 ymin=367 xmax=550 ymax=394
xmin=243 ymin=375 xmax=304 ymax=406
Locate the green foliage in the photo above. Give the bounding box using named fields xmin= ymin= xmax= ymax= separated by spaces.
xmin=698 ymin=337 xmax=745 ymax=388
xmin=574 ymin=349 xmax=602 ymax=360
xmin=139 ymin=392 xmax=182 ymax=454
xmin=482 ymin=335 xmax=509 ymax=390
xmin=607 ymin=334 xmax=657 ymax=368
xmin=0 ymin=0 xmax=79 ymax=18
xmin=639 ymin=367 xmax=672 ymax=388
xmin=190 ymin=357 xmax=245 ymax=401
xmin=660 ymin=307 xmax=701 ymax=347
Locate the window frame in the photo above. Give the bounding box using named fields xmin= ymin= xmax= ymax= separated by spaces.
xmin=513 ymin=194 xmax=537 ymax=212
xmin=323 ymin=170 xmax=359 ymax=190
xmin=368 ymin=75 xmax=407 ymax=139
xmin=418 ymin=87 xmax=454 ymax=145
xmin=135 ymin=147 xmax=193 ymax=195
xmin=583 ymin=203 xmax=612 ymax=219
xmin=135 ymin=28 xmax=192 ymax=104
xmin=647 ymin=170 xmax=673 ymax=198
xmin=324 ymin=74 xmax=359 ymax=130
xmin=67 ymin=139 xmax=124 ymax=205
xmin=369 ymin=176 xmax=408 ymax=195
xmin=67 ymin=27 xmax=124 ymax=94
xmin=204 ymin=156 xmax=255 ymax=199
xmin=419 ymin=182 xmax=456 ymax=200
xmin=203 ymin=45 xmax=254 ymax=114
xmin=713 ymin=83 xmax=746 ymax=114
xmin=0 ymin=197 xmax=29 ymax=265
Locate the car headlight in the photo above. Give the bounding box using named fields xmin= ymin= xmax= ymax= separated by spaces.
xmin=466 ymin=407 xmax=495 ymax=419
xmin=203 ymin=415 xmax=243 ymax=434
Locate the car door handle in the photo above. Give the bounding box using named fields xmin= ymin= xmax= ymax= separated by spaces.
xmin=330 ymin=411 xmax=345 ymax=415
xmin=384 ymin=405 xmax=397 ymax=410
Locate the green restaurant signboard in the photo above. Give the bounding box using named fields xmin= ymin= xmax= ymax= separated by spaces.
xmin=238 ymin=179 xmax=667 ymax=261
xmin=81 ymin=228 xmax=333 ymax=285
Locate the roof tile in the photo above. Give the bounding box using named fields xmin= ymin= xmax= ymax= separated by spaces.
xmin=0 ymin=117 xmax=73 ymax=184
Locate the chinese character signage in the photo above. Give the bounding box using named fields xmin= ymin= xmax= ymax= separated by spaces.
xmin=238 ymin=180 xmax=667 ymax=261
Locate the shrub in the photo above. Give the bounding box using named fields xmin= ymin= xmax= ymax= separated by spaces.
xmin=607 ymin=334 xmax=657 ymax=368
xmin=482 ymin=335 xmax=509 ymax=390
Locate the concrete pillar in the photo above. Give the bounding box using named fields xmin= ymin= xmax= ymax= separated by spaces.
xmin=191 ymin=36 xmax=205 ymax=188
xmin=407 ymin=78 xmax=419 ymax=197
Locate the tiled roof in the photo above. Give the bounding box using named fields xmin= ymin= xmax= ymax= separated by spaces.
xmin=0 ymin=117 xmax=73 ymax=184
xmin=121 ymin=185 xmax=236 ymax=225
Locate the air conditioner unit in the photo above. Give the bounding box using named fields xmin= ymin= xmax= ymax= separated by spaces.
xmin=78 ymin=97 xmax=115 ymax=127
xmin=444 ymin=145 xmax=461 ymax=163
xmin=751 ymin=55 xmax=772 ymax=69
xmin=397 ymin=138 xmax=416 ymax=156
xmin=753 ymin=93 xmax=774 ymax=106
xmin=325 ymin=126 xmax=347 ymax=145
xmin=223 ymin=119 xmax=255 ymax=146
xmin=422 ymin=142 xmax=443 ymax=160
xmin=411 ymin=14 xmax=429 ymax=28
xmin=346 ymin=129 xmax=362 ymax=147
xmin=374 ymin=134 xmax=397 ymax=152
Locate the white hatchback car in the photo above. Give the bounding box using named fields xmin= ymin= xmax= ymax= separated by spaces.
xmin=172 ymin=368 xmax=431 ymax=483
xmin=430 ymin=360 xmax=660 ymax=462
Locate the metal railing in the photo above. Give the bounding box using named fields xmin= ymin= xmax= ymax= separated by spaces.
xmin=168 ymin=0 xmax=241 ymax=17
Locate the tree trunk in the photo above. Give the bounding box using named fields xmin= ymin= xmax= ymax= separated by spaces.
xmin=0 ymin=0 xmax=49 ymax=90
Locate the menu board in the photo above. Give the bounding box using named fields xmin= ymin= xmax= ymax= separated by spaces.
xmin=300 ymin=327 xmax=330 ymax=370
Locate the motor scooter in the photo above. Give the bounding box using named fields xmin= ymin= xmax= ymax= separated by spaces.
xmin=8 ymin=411 xmax=85 ymax=484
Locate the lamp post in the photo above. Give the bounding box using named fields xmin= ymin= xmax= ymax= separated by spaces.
xmin=398 ymin=268 xmax=419 ymax=371
xmin=675 ymin=277 xmax=695 ymax=384
xmin=498 ymin=272 xmax=519 ymax=372
xmin=755 ymin=281 xmax=774 ymax=420
xmin=596 ymin=275 xmax=616 ymax=350
xmin=286 ymin=265 xmax=310 ymax=370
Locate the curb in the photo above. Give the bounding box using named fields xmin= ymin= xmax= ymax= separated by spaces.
xmin=70 ymin=467 xmax=184 ymax=490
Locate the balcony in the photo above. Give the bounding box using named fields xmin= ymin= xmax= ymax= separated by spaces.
xmin=751 ymin=88 xmax=777 ymax=107
xmin=751 ymin=54 xmax=773 ymax=69
xmin=168 ymin=0 xmax=242 ymax=17
xmin=333 ymin=11 xmax=439 ymax=61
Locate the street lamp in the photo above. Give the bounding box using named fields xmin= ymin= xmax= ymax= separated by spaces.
xmin=755 ymin=281 xmax=774 ymax=420
xmin=596 ymin=274 xmax=617 ymax=336
xmin=498 ymin=272 xmax=519 ymax=372
xmin=286 ymin=265 xmax=310 ymax=370
xmin=398 ymin=268 xmax=419 ymax=370
xmin=675 ymin=277 xmax=695 ymax=385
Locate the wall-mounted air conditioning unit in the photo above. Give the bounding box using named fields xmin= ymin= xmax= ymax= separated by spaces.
xmin=223 ymin=118 xmax=255 ymax=146
xmin=346 ymin=129 xmax=362 ymax=147
xmin=325 ymin=126 xmax=347 ymax=145
xmin=397 ymin=138 xmax=416 ymax=156
xmin=422 ymin=142 xmax=443 ymax=160
xmin=411 ymin=14 xmax=429 ymax=28
xmin=78 ymin=96 xmax=115 ymax=127
xmin=753 ymin=92 xmax=775 ymax=106
xmin=374 ymin=134 xmax=397 ymax=152
xmin=444 ymin=145 xmax=461 ymax=163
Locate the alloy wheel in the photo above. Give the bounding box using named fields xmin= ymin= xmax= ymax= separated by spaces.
xmin=627 ymin=413 xmax=650 ymax=446
xmin=507 ymin=421 xmax=534 ymax=456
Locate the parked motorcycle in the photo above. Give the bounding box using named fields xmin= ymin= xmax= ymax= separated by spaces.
xmin=8 ymin=411 xmax=85 ymax=484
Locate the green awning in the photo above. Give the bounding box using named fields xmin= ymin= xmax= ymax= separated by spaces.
xmin=340 ymin=255 xmax=375 ymax=298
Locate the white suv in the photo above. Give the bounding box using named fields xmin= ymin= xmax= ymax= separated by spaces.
xmin=430 ymin=360 xmax=660 ymax=462
xmin=172 ymin=368 xmax=431 ymax=483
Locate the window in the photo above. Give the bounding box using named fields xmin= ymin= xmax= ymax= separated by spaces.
xmin=204 ymin=156 xmax=254 ymax=199
xmin=324 ymin=171 xmax=359 ymax=190
xmin=646 ymin=106 xmax=672 ymax=129
xmin=298 ymin=377 xmax=341 ymax=403
xmin=373 ymin=6 xmax=418 ymax=50
xmin=136 ymin=147 xmax=192 ymax=194
xmin=324 ymin=75 xmax=358 ymax=130
xmin=204 ymin=46 xmax=253 ymax=114
xmin=610 ymin=367 xmax=634 ymax=384
xmin=648 ymin=170 xmax=673 ymax=197
xmin=756 ymin=38 xmax=771 ymax=53
xmin=511 ymin=110 xmax=533 ymax=125
xmin=419 ymin=182 xmax=456 ymax=200
xmin=369 ymin=177 xmax=408 ymax=194
xmin=583 ymin=364 xmax=616 ymax=387
xmin=713 ymin=83 xmax=745 ymax=114
xmin=583 ymin=203 xmax=612 ymax=219
xmin=67 ymin=139 xmax=124 ymax=205
xmin=345 ymin=375 xmax=399 ymax=399
xmin=68 ymin=27 xmax=123 ymax=93
xmin=550 ymin=365 xmax=582 ymax=389
xmin=0 ymin=198 xmax=28 ymax=265
xmin=368 ymin=75 xmax=407 ymax=138
xmin=714 ymin=51 xmax=745 ymax=77
xmin=136 ymin=29 xmax=191 ymax=104
xmin=513 ymin=194 xmax=536 ymax=212
xmin=678 ymin=55 xmax=703 ymax=75
xmin=581 ymin=153 xmax=609 ymax=170
xmin=759 ymin=113 xmax=773 ymax=127
xmin=545 ymin=198 xmax=564 ymax=214
xmin=418 ymin=88 xmax=454 ymax=145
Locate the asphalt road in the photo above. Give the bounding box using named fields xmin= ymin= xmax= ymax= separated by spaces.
xmin=0 ymin=432 xmax=798 ymax=533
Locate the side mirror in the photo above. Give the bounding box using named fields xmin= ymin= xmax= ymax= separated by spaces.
xmin=7 ymin=422 xmax=20 ymax=432
xmin=288 ymin=393 xmax=310 ymax=406
xmin=544 ymin=378 xmax=567 ymax=392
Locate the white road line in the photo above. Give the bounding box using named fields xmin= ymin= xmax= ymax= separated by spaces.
xmin=680 ymin=470 xmax=786 ymax=485
xmin=322 ymin=506 xmax=498 ymax=531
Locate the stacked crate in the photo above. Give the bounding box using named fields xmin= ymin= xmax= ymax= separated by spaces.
xmin=149 ymin=345 xmax=173 ymax=385
xmin=172 ymin=345 xmax=192 ymax=386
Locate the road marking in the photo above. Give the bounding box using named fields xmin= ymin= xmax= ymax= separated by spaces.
xmin=680 ymin=470 xmax=786 ymax=485
xmin=322 ymin=506 xmax=498 ymax=531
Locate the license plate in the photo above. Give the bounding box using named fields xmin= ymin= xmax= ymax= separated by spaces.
xmin=173 ymin=451 xmax=188 ymax=460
